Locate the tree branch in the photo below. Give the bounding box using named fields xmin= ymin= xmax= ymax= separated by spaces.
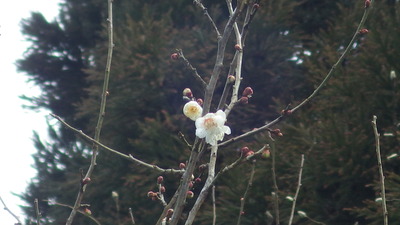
xmin=0 ymin=196 xmax=22 ymax=225
xmin=66 ymin=0 xmax=114 ymax=223
xmin=219 ymin=1 xmax=374 ymax=148
xmin=50 ymin=113 xmax=183 ymax=175
xmin=288 ymin=154 xmax=305 ymax=225
xmin=371 ymin=115 xmax=388 ymax=225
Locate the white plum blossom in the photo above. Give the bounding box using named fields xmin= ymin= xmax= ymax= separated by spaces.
xmin=183 ymin=101 xmax=203 ymax=121
xmin=195 ymin=110 xmax=231 ymax=146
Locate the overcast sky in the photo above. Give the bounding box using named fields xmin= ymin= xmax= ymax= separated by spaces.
xmin=0 ymin=0 xmax=61 ymax=223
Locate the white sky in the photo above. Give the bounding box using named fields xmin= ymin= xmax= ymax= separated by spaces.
xmin=0 ymin=0 xmax=61 ymax=223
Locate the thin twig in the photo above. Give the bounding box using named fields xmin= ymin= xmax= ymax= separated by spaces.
xmin=177 ymin=49 xmax=207 ymax=89
xmin=44 ymin=200 xmax=101 ymax=225
xmin=184 ymin=145 xmax=219 ymax=225
xmin=50 ymin=113 xmax=183 ymax=175
xmin=371 ymin=115 xmax=388 ymax=225
xmin=35 ymin=198 xmax=41 ymax=225
xmin=212 ymin=185 xmax=217 ymax=225
xmin=0 ymin=196 xmax=22 ymax=224
xmin=219 ymin=2 xmax=374 ymax=148
xmin=65 ymin=0 xmax=114 ymax=223
xmin=288 ymin=154 xmax=305 ymax=225
xmin=213 ymin=145 xmax=266 ymax=184
xmin=202 ymin=1 xmax=244 ymax=114
xmin=270 ymin=141 xmax=280 ymax=225
xmin=155 ymin=191 xmax=179 ymax=225
xmin=169 ymin=140 xmax=204 ymax=225
xmin=236 ymin=160 xmax=256 ymax=225
xmin=129 ymin=208 xmax=136 ymax=224
xmin=193 ymin=0 xmax=221 ymax=38
xmin=291 ymin=2 xmax=372 ymax=113
xmin=224 ymin=0 xmax=244 ymax=116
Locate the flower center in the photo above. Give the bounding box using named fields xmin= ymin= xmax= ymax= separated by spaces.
xmin=189 ymin=106 xmax=198 ymax=113
xmin=203 ymin=117 xmax=217 ymax=129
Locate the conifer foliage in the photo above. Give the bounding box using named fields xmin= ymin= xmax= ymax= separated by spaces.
xmin=17 ymin=0 xmax=400 ymax=224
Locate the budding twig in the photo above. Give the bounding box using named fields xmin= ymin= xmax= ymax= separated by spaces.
xmin=371 ymin=115 xmax=388 ymax=225
xmin=43 ymin=200 xmax=101 ymax=225
xmin=219 ymin=1 xmax=374 ymax=148
xmin=66 ymin=0 xmax=114 ymax=223
xmin=177 ymin=49 xmax=207 ymax=89
xmin=50 ymin=113 xmax=183 ymax=174
xmin=0 ymin=196 xmax=22 ymax=224
xmin=193 ymin=0 xmax=221 ymax=38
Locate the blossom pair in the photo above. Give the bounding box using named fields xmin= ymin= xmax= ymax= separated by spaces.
xmin=183 ymin=101 xmax=231 ymax=146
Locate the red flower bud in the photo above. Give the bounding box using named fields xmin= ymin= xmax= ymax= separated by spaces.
xmin=234 ymin=44 xmax=242 ymax=51
xmin=187 ymin=191 xmax=195 ymax=199
xmin=239 ymin=96 xmax=249 ymax=104
xmin=188 ymin=181 xmax=194 ymax=189
xmin=170 ymin=53 xmax=179 ymax=60
xmin=240 ymin=147 xmax=251 ymax=155
xmin=253 ymin=3 xmax=260 ymax=9
xmin=195 ymin=177 xmax=202 ymax=183
xmin=82 ymin=177 xmax=91 ymax=185
xmin=245 ymin=151 xmax=255 ymax=158
xmin=179 ymin=163 xmax=186 ymax=169
xmin=157 ymin=176 xmax=164 ymax=184
xmin=160 ymin=186 xmax=166 ymax=193
xmin=84 ymin=208 xmax=92 ymax=215
xmin=281 ymin=109 xmax=292 ymax=116
xmin=242 ymin=87 xmax=254 ymax=97
xmin=147 ymin=191 xmax=156 ymax=198
xmin=359 ymin=28 xmax=369 ymax=34
xmin=365 ymin=0 xmax=371 ymax=8
xmin=196 ymin=98 xmax=203 ymax=106
xmin=166 ymin=208 xmax=174 ymax=217
xmin=270 ymin=129 xmax=283 ymax=137
xmin=198 ymin=164 xmax=207 ymax=171
xmin=261 ymin=149 xmax=271 ymax=159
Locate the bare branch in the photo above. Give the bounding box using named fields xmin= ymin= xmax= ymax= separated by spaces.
xmin=219 ymin=2 xmax=374 ymax=148
xmin=291 ymin=4 xmax=373 ymax=113
xmin=371 ymin=115 xmax=388 ymax=225
xmin=0 ymin=196 xmax=22 ymax=224
xmin=177 ymin=49 xmax=207 ymax=89
xmin=288 ymin=154 xmax=305 ymax=225
xmin=270 ymin=141 xmax=280 ymax=225
xmin=202 ymin=2 xmax=244 ymax=114
xmin=35 ymin=198 xmax=41 ymax=225
xmin=44 ymin=200 xmax=101 ymax=225
xmin=50 ymin=113 xmax=183 ymax=174
xmin=184 ymin=145 xmax=219 ymax=225
xmin=66 ymin=0 xmax=114 ymax=223
xmin=212 ymin=185 xmax=217 ymax=225
xmin=193 ymin=0 xmax=221 ymax=38
xmin=236 ymin=159 xmax=256 ymax=225
xmin=129 ymin=208 xmax=136 ymax=224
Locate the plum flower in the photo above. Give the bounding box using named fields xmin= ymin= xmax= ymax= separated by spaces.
xmin=183 ymin=101 xmax=203 ymax=121
xmin=195 ymin=110 xmax=231 ymax=146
